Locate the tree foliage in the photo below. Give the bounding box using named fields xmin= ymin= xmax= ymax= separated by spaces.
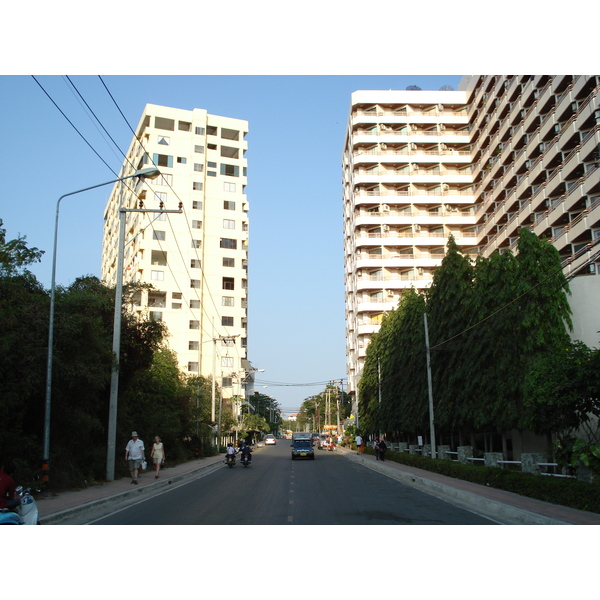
xmin=0 ymin=224 xmax=218 ymax=488
xmin=357 ymin=228 xmax=579 ymax=449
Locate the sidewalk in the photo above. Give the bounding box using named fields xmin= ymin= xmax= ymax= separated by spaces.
xmin=37 ymin=446 xmax=600 ymax=525
xmin=336 ymin=446 xmax=600 ymax=525
xmin=38 ymin=453 xmax=226 ymax=524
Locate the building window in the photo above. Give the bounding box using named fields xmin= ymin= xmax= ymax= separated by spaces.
xmin=151 ymin=270 xmax=164 ymax=281
xmin=207 ymin=125 xmax=218 ymax=136
xmin=178 ymin=121 xmax=191 ymax=132
xmin=224 ymin=183 xmax=236 ymax=193
xmin=149 ymin=311 xmax=163 ymax=321
xmin=190 ymin=300 xmax=201 ymax=309
xmin=224 ymin=200 xmax=236 ymax=210
xmin=221 ymin=357 xmax=234 ymax=367
xmin=222 ymin=296 xmax=234 ymax=307
xmin=220 ymin=238 xmax=237 ymax=249
xmin=189 ymin=320 xmax=200 ymax=330
xmin=154 ymin=173 xmax=173 ymax=186
xmin=153 ymin=230 xmax=166 ymax=241
xmin=192 ymin=201 xmax=202 ymax=210
xmin=188 ymin=362 xmax=199 ymax=373
xmin=222 ymin=377 xmax=232 ymax=388
xmin=191 ymin=259 xmax=201 ymax=268
xmin=158 ymin=136 xmax=170 ymax=145
xmin=190 ymin=279 xmax=201 ymax=289
xmin=151 ymin=250 xmax=167 ymax=266
xmin=221 ymin=146 xmax=239 ymax=159
xmin=194 ymin=145 xmax=205 ymax=153
xmin=155 ymin=117 xmax=174 ymax=131
xmin=153 ymin=211 xmax=166 ymax=221
xmin=192 ymin=239 xmax=202 ymax=249
xmin=172 ymin=292 xmax=182 ymax=299
xmin=207 ymin=161 xmax=217 ymax=168
xmin=192 ymin=220 xmax=202 ymax=229
xmin=220 ymin=163 xmax=239 ymax=177
xmin=194 ymin=163 xmax=204 ymax=172
xmin=171 ymin=303 xmax=182 ymax=310
xmin=154 ymin=191 xmax=167 ymax=205
xmin=193 ymin=182 xmax=203 ymax=191
xmin=153 ymin=154 xmax=173 ymax=168
xmin=189 ymin=341 xmax=199 ymax=350
xmin=221 ymin=128 xmax=239 ymax=141
xmin=222 ymin=277 xmax=234 ymax=290
xmin=223 ymin=257 xmax=235 ymax=268
xmin=208 ymin=143 xmax=217 ymax=150
xmin=195 ymin=127 xmax=205 ymax=135
xmin=223 ymin=219 xmax=235 ymax=229
xmin=177 ymin=157 xmax=187 ymax=164
xmin=207 ymin=171 xmax=217 ymax=177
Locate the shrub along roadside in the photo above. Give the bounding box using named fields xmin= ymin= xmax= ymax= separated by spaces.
xmin=363 ymin=447 xmax=600 ymax=515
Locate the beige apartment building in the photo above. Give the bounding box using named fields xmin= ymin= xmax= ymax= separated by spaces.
xmin=102 ymin=104 xmax=251 ymax=409
xmin=343 ymin=75 xmax=600 ymax=407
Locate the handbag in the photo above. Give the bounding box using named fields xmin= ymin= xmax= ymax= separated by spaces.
xmin=141 ymin=460 xmax=147 ymax=471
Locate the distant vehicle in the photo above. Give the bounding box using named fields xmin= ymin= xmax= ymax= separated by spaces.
xmin=292 ymin=432 xmax=312 ymax=442
xmin=291 ymin=438 xmax=315 ymax=460
xmin=265 ymin=434 xmax=276 ymax=445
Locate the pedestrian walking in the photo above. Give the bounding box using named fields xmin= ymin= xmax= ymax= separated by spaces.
xmin=355 ymin=434 xmax=363 ymax=455
xmin=379 ymin=438 xmax=387 ymax=461
xmin=125 ymin=431 xmax=145 ymax=485
xmin=374 ymin=436 xmax=380 ymax=460
xmin=150 ymin=436 xmax=166 ymax=479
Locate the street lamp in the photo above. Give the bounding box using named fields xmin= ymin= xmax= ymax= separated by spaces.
xmin=42 ymin=167 xmax=160 ymax=486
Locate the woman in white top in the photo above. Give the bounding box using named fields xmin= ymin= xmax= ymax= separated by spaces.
xmin=150 ymin=436 xmax=166 ymax=479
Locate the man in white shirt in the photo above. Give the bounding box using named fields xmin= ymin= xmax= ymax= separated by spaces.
xmin=355 ymin=434 xmax=363 ymax=455
xmin=125 ymin=431 xmax=145 ymax=485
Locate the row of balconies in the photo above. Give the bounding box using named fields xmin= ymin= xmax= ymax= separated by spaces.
xmin=351 ymin=106 xmax=468 ymax=119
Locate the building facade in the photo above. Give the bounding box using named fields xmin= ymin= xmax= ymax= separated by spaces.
xmin=343 ymin=76 xmax=600 ymax=409
xmin=102 ymin=104 xmax=251 ymax=409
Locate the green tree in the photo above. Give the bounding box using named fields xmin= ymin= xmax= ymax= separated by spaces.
xmin=0 ymin=218 xmax=44 ymax=275
xmin=425 ymin=235 xmax=474 ymax=434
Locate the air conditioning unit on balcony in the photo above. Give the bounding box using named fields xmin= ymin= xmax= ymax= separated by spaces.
xmin=383 ymin=225 xmax=390 ymax=232
xmin=418 ymin=268 xmax=424 ymax=275
xmin=439 ymin=124 xmax=446 ymax=131
xmin=381 ymin=204 xmax=390 ymax=212
xmin=410 ymin=124 xmax=417 ymax=131
xmin=414 ymin=224 xmax=421 ymax=232
xmin=380 ymin=143 xmax=387 ymax=150
xmin=387 ymin=290 xmax=394 ymax=297
xmin=410 ymin=143 xmax=417 ymax=150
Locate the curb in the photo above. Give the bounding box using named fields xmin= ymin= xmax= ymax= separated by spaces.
xmin=337 ymin=447 xmax=569 ymax=525
xmin=41 ymin=457 xmax=224 ymax=525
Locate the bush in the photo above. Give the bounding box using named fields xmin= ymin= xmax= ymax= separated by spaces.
xmin=369 ymin=447 xmax=600 ymax=514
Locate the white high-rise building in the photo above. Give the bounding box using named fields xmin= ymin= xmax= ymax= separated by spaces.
xmin=102 ymin=104 xmax=251 ymax=406
xmin=343 ymin=76 xmax=600 ymax=409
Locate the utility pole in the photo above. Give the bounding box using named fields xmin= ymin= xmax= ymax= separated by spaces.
xmin=424 ymin=313 xmax=436 ymax=459
xmin=211 ymin=333 xmax=239 ymax=447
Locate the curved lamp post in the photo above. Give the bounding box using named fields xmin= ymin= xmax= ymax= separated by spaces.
xmin=43 ymin=167 xmax=160 ymax=486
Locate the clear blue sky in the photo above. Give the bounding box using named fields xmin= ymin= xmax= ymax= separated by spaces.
xmin=1 ymin=75 xmax=463 ymax=415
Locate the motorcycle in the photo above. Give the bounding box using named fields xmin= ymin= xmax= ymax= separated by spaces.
xmin=240 ymin=453 xmax=251 ymax=467
xmin=0 ymin=486 xmax=40 ymax=525
xmin=225 ymin=454 xmax=236 ymax=468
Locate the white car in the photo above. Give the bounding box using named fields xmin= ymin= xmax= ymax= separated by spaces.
xmin=264 ymin=434 xmax=276 ymax=445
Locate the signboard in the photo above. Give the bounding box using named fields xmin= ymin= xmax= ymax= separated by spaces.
xmin=417 ymin=436 xmax=423 ymax=446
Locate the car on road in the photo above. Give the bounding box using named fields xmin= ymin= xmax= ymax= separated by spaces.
xmin=291 ymin=439 xmax=314 ymax=460
xmin=264 ymin=434 xmax=276 ymax=445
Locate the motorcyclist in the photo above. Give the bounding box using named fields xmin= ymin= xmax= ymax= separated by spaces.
xmin=239 ymin=443 xmax=252 ymax=464
xmin=225 ymin=443 xmax=237 ymax=463
xmin=0 ymin=461 xmax=19 ymax=510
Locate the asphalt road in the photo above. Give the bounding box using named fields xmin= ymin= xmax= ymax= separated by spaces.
xmin=91 ymin=442 xmax=496 ymax=525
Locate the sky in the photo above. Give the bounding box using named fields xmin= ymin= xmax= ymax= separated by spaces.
xmin=1 ymin=74 xmax=465 ymax=416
